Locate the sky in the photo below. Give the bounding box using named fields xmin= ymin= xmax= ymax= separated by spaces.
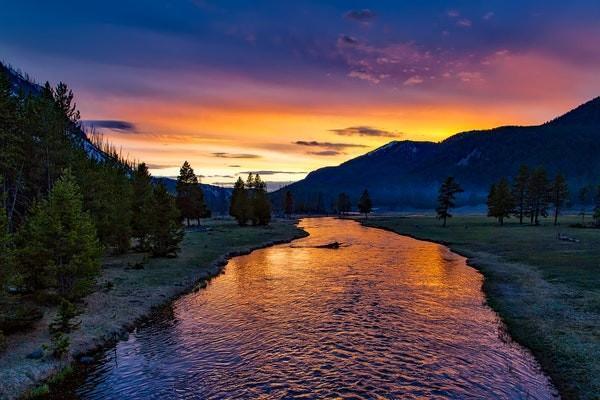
xmin=2 ymin=1 xmax=600 ymax=187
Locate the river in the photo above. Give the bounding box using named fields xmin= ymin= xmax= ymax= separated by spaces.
xmin=73 ymin=218 xmax=557 ymax=399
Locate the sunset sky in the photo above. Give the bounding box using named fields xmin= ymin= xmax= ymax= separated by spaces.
xmin=2 ymin=1 xmax=599 ymax=187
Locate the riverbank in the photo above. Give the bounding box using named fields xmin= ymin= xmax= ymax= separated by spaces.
xmin=358 ymin=215 xmax=599 ymax=400
xmin=0 ymin=218 xmax=307 ymax=400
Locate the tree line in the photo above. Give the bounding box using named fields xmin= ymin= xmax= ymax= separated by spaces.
xmin=229 ymin=173 xmax=271 ymax=226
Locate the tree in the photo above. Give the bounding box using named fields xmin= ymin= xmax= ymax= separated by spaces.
xmin=550 ymin=173 xmax=569 ymax=226
xmin=487 ymin=178 xmax=514 ymax=225
xmin=176 ymin=161 xmax=208 ymax=226
xmin=131 ymin=163 xmax=154 ymax=249
xmin=512 ymin=165 xmax=530 ymax=224
xmin=148 ymin=183 xmax=184 ymax=257
xmin=527 ymin=167 xmax=550 ymax=225
xmin=284 ymin=190 xmax=294 ymax=218
xmin=337 ymin=193 xmax=351 ymax=216
xmin=594 ymin=185 xmax=600 ymax=227
xmin=17 ymin=171 xmax=100 ymax=298
xmin=252 ymin=174 xmax=271 ymax=225
xmin=357 ymin=189 xmax=373 ymax=219
xmin=436 ymin=177 xmax=463 ymax=227
xmin=578 ymin=186 xmax=590 ymax=225
xmin=229 ymin=177 xmax=248 ymax=226
xmin=0 ymin=194 xmax=15 ymax=289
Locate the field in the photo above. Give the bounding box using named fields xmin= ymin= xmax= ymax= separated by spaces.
xmin=360 ymin=215 xmax=599 ymax=399
xmin=0 ymin=219 xmax=306 ymax=399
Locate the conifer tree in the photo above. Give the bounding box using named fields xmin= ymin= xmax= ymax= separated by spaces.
xmin=358 ymin=189 xmax=373 ymax=219
xmin=336 ymin=193 xmax=351 ymax=216
xmin=245 ymin=173 xmax=256 ymax=224
xmin=176 ymin=161 xmax=208 ymax=226
xmin=229 ymin=177 xmax=248 ymax=225
xmin=149 ymin=183 xmax=183 ymax=257
xmin=436 ymin=177 xmax=463 ymax=227
xmin=252 ymin=174 xmax=271 ymax=225
xmin=550 ymin=173 xmax=569 ymax=225
xmin=131 ymin=163 xmax=154 ymax=249
xmin=284 ymin=190 xmax=294 ymax=218
xmin=17 ymin=170 xmax=100 ymax=298
xmin=593 ymin=185 xmax=600 ymax=227
xmin=527 ymin=167 xmax=550 ymax=225
xmin=512 ymin=165 xmax=530 ymax=224
xmin=487 ymin=177 xmax=514 ymax=225
xmin=0 ymin=194 xmax=14 ymax=289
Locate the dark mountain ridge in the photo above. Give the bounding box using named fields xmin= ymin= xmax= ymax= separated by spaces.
xmin=273 ymin=97 xmax=600 ymax=210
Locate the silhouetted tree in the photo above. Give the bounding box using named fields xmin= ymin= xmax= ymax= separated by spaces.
xmin=0 ymin=189 xmax=14 ymax=289
xmin=131 ymin=163 xmax=154 ymax=249
xmin=337 ymin=193 xmax=351 ymax=216
xmin=578 ymin=186 xmax=591 ymax=224
xmin=252 ymin=174 xmax=271 ymax=225
xmin=527 ymin=167 xmax=550 ymax=225
xmin=176 ymin=161 xmax=207 ymax=226
xmin=284 ymin=190 xmax=294 ymax=218
xmin=512 ymin=165 xmax=530 ymax=224
xmin=487 ymin=177 xmax=514 ymax=225
xmin=436 ymin=177 xmax=463 ymax=227
xmin=594 ymin=185 xmax=600 ymax=227
xmin=358 ymin=189 xmax=373 ymax=219
xmin=17 ymin=171 xmax=100 ymax=298
xmin=149 ymin=183 xmax=183 ymax=257
xmin=550 ymin=173 xmax=569 ymax=225
xmin=229 ymin=177 xmax=248 ymax=226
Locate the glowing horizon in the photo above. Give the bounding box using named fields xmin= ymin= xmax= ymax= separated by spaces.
xmin=2 ymin=1 xmax=599 ymax=186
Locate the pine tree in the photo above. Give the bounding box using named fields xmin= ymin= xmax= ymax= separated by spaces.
xmin=487 ymin=178 xmax=514 ymax=225
xmin=0 ymin=193 xmax=15 ymax=289
xmin=593 ymin=185 xmax=600 ymax=227
xmin=148 ymin=184 xmax=184 ymax=257
xmin=527 ymin=167 xmax=550 ymax=225
xmin=17 ymin=170 xmax=101 ymax=298
xmin=436 ymin=177 xmax=463 ymax=227
xmin=550 ymin=173 xmax=569 ymax=226
xmin=358 ymin=189 xmax=373 ymax=219
xmin=252 ymin=174 xmax=271 ymax=225
xmin=512 ymin=165 xmax=530 ymax=224
xmin=175 ymin=161 xmax=208 ymax=226
xmin=245 ymin=173 xmax=256 ymax=224
xmin=337 ymin=193 xmax=351 ymax=216
xmin=284 ymin=190 xmax=294 ymax=218
xmin=229 ymin=177 xmax=248 ymax=226
xmin=131 ymin=163 xmax=154 ymax=249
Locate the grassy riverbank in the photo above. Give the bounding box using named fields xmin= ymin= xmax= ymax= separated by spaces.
xmin=0 ymin=218 xmax=306 ymax=400
xmin=359 ymin=215 xmax=599 ymax=399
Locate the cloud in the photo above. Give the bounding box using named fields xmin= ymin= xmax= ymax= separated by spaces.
xmin=145 ymin=162 xmax=179 ymax=169
xmin=348 ymin=70 xmax=381 ymax=84
xmin=403 ymin=75 xmax=424 ymax=86
xmin=82 ymin=120 xmax=136 ymax=133
xmin=344 ymin=9 xmax=376 ymax=22
xmin=330 ymin=126 xmax=401 ymax=138
xmin=483 ymin=12 xmax=494 ymax=20
xmin=337 ymin=34 xmax=359 ymax=47
xmin=457 ymin=18 xmax=472 ymax=27
xmin=294 ymin=140 xmax=367 ymax=150
xmin=228 ymin=164 xmax=241 ymax=168
xmin=212 ymin=152 xmax=261 ymax=159
xmin=447 ymin=10 xmax=460 ymax=18
xmin=240 ymin=170 xmax=306 ymax=175
xmin=307 ymin=150 xmax=342 ymax=156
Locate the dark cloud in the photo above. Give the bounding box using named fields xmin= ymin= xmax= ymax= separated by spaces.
xmin=337 ymin=34 xmax=359 ymax=46
xmin=205 ymin=174 xmax=235 ymax=178
xmin=344 ymin=9 xmax=376 ymax=22
xmin=240 ymin=170 xmax=306 ymax=175
xmin=212 ymin=152 xmax=261 ymax=159
xmin=228 ymin=165 xmax=241 ymax=168
xmin=145 ymin=162 xmax=179 ymax=169
xmin=307 ymin=150 xmax=342 ymax=156
xmin=82 ymin=120 xmax=137 ymax=133
xmin=294 ymin=140 xmax=367 ymax=150
xmin=330 ymin=126 xmax=401 ymax=138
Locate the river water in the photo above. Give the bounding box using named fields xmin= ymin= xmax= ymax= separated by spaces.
xmin=75 ymin=218 xmax=557 ymax=399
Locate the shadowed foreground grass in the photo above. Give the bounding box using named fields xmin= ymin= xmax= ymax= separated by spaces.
xmin=1 ymin=218 xmax=306 ymax=400
xmin=360 ymin=215 xmax=599 ymax=400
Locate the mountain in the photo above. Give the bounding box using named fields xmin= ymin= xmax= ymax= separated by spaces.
xmin=273 ymin=97 xmax=600 ymax=210
xmin=153 ymin=177 xmax=232 ymax=215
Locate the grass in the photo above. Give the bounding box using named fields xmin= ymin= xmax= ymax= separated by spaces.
xmin=1 ymin=218 xmax=306 ymax=400
xmin=359 ymin=214 xmax=600 ymax=399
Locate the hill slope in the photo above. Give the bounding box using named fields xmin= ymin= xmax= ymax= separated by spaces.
xmin=274 ymin=97 xmax=600 ymax=210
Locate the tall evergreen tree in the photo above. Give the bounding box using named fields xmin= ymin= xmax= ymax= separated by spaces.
xmin=512 ymin=165 xmax=530 ymax=224
xmin=148 ymin=184 xmax=184 ymax=257
xmin=487 ymin=178 xmax=514 ymax=225
xmin=527 ymin=167 xmax=550 ymax=225
xmin=284 ymin=190 xmax=294 ymax=218
xmin=176 ymin=161 xmax=201 ymax=226
xmin=436 ymin=177 xmax=463 ymax=227
xmin=131 ymin=163 xmax=154 ymax=249
xmin=17 ymin=171 xmax=100 ymax=298
xmin=358 ymin=189 xmax=373 ymax=219
xmin=593 ymin=185 xmax=600 ymax=227
xmin=337 ymin=193 xmax=351 ymax=216
xmin=245 ymin=173 xmax=256 ymax=224
xmin=550 ymin=173 xmax=569 ymax=226
xmin=0 ymin=188 xmax=14 ymax=289
xmin=229 ymin=177 xmax=248 ymax=226
xmin=252 ymin=174 xmax=271 ymax=225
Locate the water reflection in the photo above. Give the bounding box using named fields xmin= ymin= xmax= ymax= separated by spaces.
xmin=77 ymin=218 xmax=557 ymax=399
